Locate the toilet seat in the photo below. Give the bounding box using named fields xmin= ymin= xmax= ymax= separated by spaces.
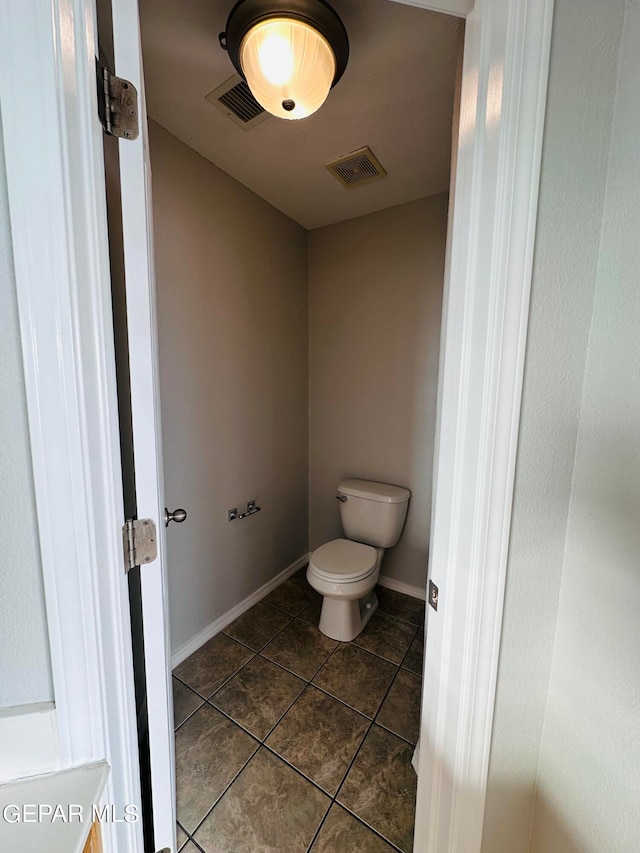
xmin=309 ymin=538 xmax=377 ymax=582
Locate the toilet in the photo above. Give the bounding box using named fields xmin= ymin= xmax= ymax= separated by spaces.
xmin=307 ymin=479 xmax=411 ymax=641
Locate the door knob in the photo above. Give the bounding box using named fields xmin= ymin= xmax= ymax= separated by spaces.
xmin=165 ymin=507 xmax=187 ymax=527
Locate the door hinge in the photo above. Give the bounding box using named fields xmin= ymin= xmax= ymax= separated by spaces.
xmin=122 ymin=518 xmax=158 ymax=573
xmin=96 ymin=60 xmax=139 ymax=140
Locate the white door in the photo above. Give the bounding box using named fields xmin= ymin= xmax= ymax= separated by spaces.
xmin=104 ymin=0 xmax=176 ymax=849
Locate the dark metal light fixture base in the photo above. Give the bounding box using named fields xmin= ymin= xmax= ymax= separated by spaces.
xmin=219 ymin=0 xmax=349 ymax=89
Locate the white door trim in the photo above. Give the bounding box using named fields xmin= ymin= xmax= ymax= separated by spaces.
xmin=0 ymin=1 xmax=143 ymax=851
xmin=1 ymin=0 xmax=554 ymax=852
xmin=394 ymin=0 xmax=554 ymax=850
xmin=110 ymin=0 xmax=177 ymax=845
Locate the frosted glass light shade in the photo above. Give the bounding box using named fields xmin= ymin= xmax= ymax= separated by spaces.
xmin=240 ymin=18 xmax=336 ymax=120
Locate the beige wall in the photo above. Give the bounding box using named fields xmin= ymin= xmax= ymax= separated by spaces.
xmin=0 ymin=110 xmax=52 ymax=707
xmin=149 ymin=122 xmax=308 ymax=655
xmin=483 ymin=0 xmax=637 ymax=850
xmin=308 ymin=195 xmax=448 ymax=590
xmin=530 ymin=1 xmax=640 ymax=848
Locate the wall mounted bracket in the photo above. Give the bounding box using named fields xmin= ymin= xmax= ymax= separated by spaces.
xmin=228 ymin=500 xmax=261 ymax=521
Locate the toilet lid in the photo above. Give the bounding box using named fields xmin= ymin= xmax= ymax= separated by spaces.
xmin=310 ymin=538 xmax=377 ymax=582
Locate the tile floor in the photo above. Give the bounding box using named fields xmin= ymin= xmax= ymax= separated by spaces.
xmin=172 ymin=567 xmax=425 ymax=853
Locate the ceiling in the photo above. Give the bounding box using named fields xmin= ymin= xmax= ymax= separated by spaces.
xmin=138 ymin=0 xmax=461 ymax=229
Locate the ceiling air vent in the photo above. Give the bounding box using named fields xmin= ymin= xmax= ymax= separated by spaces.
xmin=205 ymin=74 xmax=269 ymax=131
xmin=325 ymin=147 xmax=387 ymax=188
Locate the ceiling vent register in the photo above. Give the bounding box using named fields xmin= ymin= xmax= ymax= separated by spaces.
xmin=325 ymin=147 xmax=387 ymax=188
xmin=205 ymin=74 xmax=269 ymax=130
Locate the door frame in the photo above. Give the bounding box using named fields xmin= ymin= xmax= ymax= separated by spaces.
xmin=0 ymin=1 xmax=144 ymax=852
xmin=397 ymin=0 xmax=554 ymax=849
xmin=0 ymin=0 xmax=553 ymax=852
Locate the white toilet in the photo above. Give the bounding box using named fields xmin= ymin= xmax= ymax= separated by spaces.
xmin=307 ymin=479 xmax=411 ymax=641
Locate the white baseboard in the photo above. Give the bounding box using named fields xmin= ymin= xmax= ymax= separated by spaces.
xmin=377 ymin=574 xmax=427 ymax=601
xmin=171 ymin=553 xmax=310 ymax=669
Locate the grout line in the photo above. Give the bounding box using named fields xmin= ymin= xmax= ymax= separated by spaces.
xmin=204 ymin=654 xmax=308 ymax=743
xmin=309 ymin=681 xmax=380 ymax=721
xmin=203 ymin=696 xmax=262 ymax=740
xmin=333 ymin=718 xmax=375 ymax=804
xmin=305 ymin=801 xmax=333 ymax=852
xmin=219 ymin=633 xmax=264 ymax=654
xmin=255 ymin=651 xmax=307 ymax=680
xmin=335 ymin=801 xmax=406 ymax=853
xmin=351 ymin=618 xmax=422 ymax=665
xmin=332 ymin=655 xmax=404 ymax=807
xmin=261 ymin=742 xmax=334 ymax=797
xmin=260 ymin=636 xmax=342 ymax=686
xmin=173 ymin=701 xmax=204 ymax=734
xmin=222 ymin=615 xmax=295 ymax=655
xmin=176 ymin=819 xmax=190 ymax=852
xmin=174 ymin=582 xmax=422 ymax=852
xmin=374 ymin=608 xmax=425 ymax=629
xmin=185 ymin=740 xmax=260 ymax=842
xmin=184 ymin=835 xmax=206 ymax=853
xmin=372 ymin=667 xmax=421 ymax=747
xmin=350 ymin=643 xmax=413 ymax=667
xmin=172 ymin=648 xmax=259 ymax=702
xmin=374 ymin=719 xmax=419 ymax=749
xmin=256 ymin=675 xmax=307 ymax=743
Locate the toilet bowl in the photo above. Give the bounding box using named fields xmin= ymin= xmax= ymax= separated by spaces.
xmin=307 ymin=479 xmax=410 ymax=642
xmin=307 ymin=539 xmax=383 ymax=641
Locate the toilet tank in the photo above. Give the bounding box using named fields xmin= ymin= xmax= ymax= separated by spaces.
xmin=338 ymin=479 xmax=410 ymax=548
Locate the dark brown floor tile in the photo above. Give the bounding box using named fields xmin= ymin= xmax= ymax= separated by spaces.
xmin=175 ymin=704 xmax=258 ymax=832
xmin=402 ymin=628 xmax=424 ymax=675
xmin=310 ymin=804 xmax=396 ymax=852
xmin=263 ymin=577 xmax=318 ymax=616
xmin=223 ymin=602 xmax=291 ymax=651
xmin=262 ymin=619 xmax=338 ymax=680
xmin=352 ymin=611 xmax=417 ymax=664
xmin=312 ymin=644 xmax=397 ymax=718
xmin=290 ymin=564 xmax=310 ymax=588
xmin=376 ymin=587 xmax=425 ymax=626
xmin=266 ymin=686 xmax=369 ymax=795
xmin=173 ymin=677 xmax=204 ymax=729
xmin=173 ymin=633 xmax=254 ymax=698
xmin=338 ymin=725 xmax=417 ymax=853
xmin=376 ymin=669 xmax=422 ymax=745
xmin=211 ymin=655 xmax=305 ymax=739
xmin=194 ymin=748 xmax=330 ymax=852
xmin=298 ymin=596 xmax=323 ymax=627
xmin=176 ymin=823 xmax=188 ymax=850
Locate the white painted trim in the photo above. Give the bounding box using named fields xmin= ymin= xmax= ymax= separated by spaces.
xmin=0 ymin=1 xmax=554 ymax=852
xmin=171 ymin=554 xmax=310 ymax=668
xmin=110 ymin=0 xmax=176 ymax=846
xmin=399 ymin=0 xmax=555 ymax=851
xmin=387 ymin=0 xmax=472 ymax=18
xmin=0 ymin=704 xmax=60 ymax=784
xmin=377 ymin=575 xmax=427 ymax=602
xmin=0 ymin=2 xmax=144 ymax=851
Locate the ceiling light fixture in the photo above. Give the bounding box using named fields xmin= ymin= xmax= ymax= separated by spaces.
xmin=219 ymin=0 xmax=349 ymax=121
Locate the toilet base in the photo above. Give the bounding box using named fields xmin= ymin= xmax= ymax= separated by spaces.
xmin=319 ymin=589 xmax=379 ymax=642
